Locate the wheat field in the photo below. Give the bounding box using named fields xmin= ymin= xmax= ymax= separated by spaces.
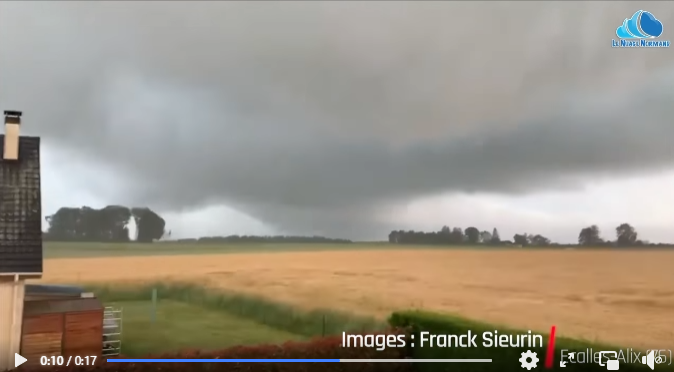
xmin=41 ymin=248 xmax=674 ymax=350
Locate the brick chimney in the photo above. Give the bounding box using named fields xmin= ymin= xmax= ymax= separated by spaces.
xmin=3 ymin=110 xmax=22 ymax=160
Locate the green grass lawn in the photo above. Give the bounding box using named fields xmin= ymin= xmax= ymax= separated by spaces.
xmin=109 ymin=300 xmax=305 ymax=356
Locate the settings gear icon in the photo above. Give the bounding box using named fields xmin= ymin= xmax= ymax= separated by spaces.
xmin=519 ymin=350 xmax=539 ymax=370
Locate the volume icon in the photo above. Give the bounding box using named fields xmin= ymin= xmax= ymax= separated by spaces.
xmin=642 ymin=350 xmax=655 ymax=370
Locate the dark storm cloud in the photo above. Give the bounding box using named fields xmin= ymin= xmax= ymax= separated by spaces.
xmin=1 ymin=2 xmax=673 ymax=237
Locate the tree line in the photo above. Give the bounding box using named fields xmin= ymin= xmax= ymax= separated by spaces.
xmin=388 ymin=226 xmax=556 ymax=246
xmin=174 ymin=236 xmax=352 ymax=244
xmin=43 ymin=205 xmax=351 ymax=244
xmin=44 ymin=205 xmax=166 ymax=242
xmin=44 ymin=205 xmax=667 ymax=247
xmin=388 ymin=223 xmax=670 ymax=247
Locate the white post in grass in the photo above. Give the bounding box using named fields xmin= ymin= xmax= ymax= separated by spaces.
xmin=151 ymin=288 xmax=158 ymax=323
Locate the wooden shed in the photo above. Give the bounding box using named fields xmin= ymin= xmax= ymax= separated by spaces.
xmin=20 ymin=284 xmax=103 ymax=366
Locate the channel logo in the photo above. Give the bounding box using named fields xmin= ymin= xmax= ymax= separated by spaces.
xmin=612 ymin=10 xmax=670 ymax=48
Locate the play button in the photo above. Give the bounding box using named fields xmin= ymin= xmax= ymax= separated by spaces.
xmin=15 ymin=353 xmax=27 ymax=367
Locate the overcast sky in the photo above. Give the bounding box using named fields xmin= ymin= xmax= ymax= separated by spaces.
xmin=1 ymin=1 xmax=673 ymax=243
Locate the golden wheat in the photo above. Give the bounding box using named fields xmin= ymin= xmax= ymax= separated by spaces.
xmin=41 ymin=248 xmax=674 ymax=350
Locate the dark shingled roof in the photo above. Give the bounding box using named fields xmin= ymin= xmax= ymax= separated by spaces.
xmin=0 ymin=135 xmax=43 ymax=275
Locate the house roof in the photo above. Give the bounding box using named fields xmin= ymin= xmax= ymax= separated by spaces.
xmin=23 ymin=284 xmax=103 ymax=315
xmin=23 ymin=297 xmax=103 ymax=316
xmin=0 ymin=135 xmax=43 ymax=275
xmin=25 ymin=284 xmax=86 ymax=297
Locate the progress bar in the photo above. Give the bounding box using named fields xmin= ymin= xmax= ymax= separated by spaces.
xmin=108 ymin=359 xmax=492 ymax=363
xmin=342 ymin=359 xmax=491 ymax=362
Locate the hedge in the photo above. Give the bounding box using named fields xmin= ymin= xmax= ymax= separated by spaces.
xmin=24 ymin=333 xmax=410 ymax=372
xmin=86 ymin=282 xmax=384 ymax=337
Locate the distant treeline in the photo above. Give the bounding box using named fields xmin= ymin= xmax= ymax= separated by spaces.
xmin=172 ymin=235 xmax=352 ymax=244
xmin=44 ymin=205 xmax=165 ymax=243
xmin=42 ymin=205 xmax=351 ymax=244
xmin=42 ymin=205 xmax=671 ymax=247
xmin=388 ymin=223 xmax=674 ymax=247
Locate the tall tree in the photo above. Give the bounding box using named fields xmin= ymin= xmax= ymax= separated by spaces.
xmin=450 ymin=227 xmax=464 ymax=244
xmin=578 ymin=225 xmax=603 ymax=246
xmin=464 ymin=227 xmax=480 ymax=244
xmin=530 ymin=234 xmax=551 ymax=246
xmin=513 ymin=233 xmax=530 ymax=246
xmin=615 ymin=223 xmax=638 ymax=246
xmin=132 ymin=207 xmax=166 ymax=242
xmin=491 ymin=228 xmax=501 ymax=244
xmin=439 ymin=225 xmax=452 ymax=244
xmin=479 ymin=230 xmax=492 ymax=244
xmin=101 ymin=205 xmax=133 ymax=241
xmin=388 ymin=230 xmax=400 ymax=244
xmin=45 ymin=207 xmax=83 ymax=241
